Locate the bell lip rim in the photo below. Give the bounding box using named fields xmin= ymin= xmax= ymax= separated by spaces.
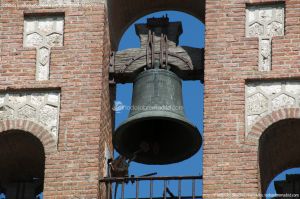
xmin=133 ymin=68 xmax=181 ymax=83
xmin=113 ymin=115 xmax=202 ymax=165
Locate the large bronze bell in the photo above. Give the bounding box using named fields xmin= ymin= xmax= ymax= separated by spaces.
xmin=113 ymin=67 xmax=202 ymax=165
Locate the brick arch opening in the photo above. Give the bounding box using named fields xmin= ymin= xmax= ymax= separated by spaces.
xmin=259 ymin=118 xmax=300 ymax=194
xmin=0 ymin=130 xmax=45 ymax=182
xmin=248 ymin=108 xmax=300 ymax=140
xmin=113 ymin=10 xmax=204 ymax=163
xmin=0 ymin=130 xmax=45 ymax=197
xmin=0 ymin=120 xmax=57 ymax=154
xmin=107 ymin=0 xmax=205 ymax=50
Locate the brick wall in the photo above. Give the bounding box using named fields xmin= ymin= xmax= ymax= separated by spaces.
xmin=204 ymin=0 xmax=300 ymax=198
xmin=99 ymin=7 xmax=115 ymax=199
xmin=0 ymin=3 xmax=111 ymax=198
xmin=2 ymin=0 xmax=300 ymax=198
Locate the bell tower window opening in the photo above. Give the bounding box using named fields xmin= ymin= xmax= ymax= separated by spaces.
xmin=0 ymin=130 xmax=45 ymax=199
xmin=110 ymin=11 xmax=205 ymax=198
xmin=259 ymin=119 xmax=300 ymax=198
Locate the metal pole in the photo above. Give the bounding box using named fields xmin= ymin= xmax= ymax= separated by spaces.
xmin=150 ymin=179 xmax=153 ymax=199
xmin=99 ymin=176 xmax=202 ymax=183
xmin=121 ymin=182 xmax=125 ymax=199
xmin=163 ymin=180 xmax=167 ymax=199
xmin=192 ymin=179 xmax=195 ymax=199
xmin=136 ymin=180 xmax=139 ymax=199
xmin=178 ymin=179 xmax=182 ymax=199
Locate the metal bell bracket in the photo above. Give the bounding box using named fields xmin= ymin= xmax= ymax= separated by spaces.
xmin=109 ymin=16 xmax=204 ymax=84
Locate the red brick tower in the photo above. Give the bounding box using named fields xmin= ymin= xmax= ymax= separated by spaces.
xmin=204 ymin=1 xmax=300 ymax=198
xmin=1 ymin=1 xmax=113 ymax=198
xmin=1 ymin=0 xmax=300 ymax=198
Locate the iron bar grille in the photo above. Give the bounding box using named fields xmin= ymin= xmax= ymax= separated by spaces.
xmin=99 ymin=175 xmax=202 ymax=199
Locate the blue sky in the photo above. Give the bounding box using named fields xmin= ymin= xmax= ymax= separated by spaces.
xmin=115 ymin=10 xmax=299 ymax=198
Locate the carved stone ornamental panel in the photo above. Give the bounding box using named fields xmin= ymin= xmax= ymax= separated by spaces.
xmin=246 ymin=4 xmax=284 ymax=71
xmin=0 ymin=91 xmax=61 ymax=141
xmin=24 ymin=15 xmax=64 ymax=81
xmin=245 ymin=81 xmax=300 ymax=135
xmin=39 ymin=0 xmax=105 ymax=5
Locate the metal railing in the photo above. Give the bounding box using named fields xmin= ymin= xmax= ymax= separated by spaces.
xmin=99 ymin=175 xmax=202 ymax=199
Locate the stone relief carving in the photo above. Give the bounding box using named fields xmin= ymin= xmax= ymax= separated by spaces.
xmin=246 ymin=4 xmax=284 ymax=71
xmin=247 ymin=93 xmax=268 ymax=115
xmin=259 ymin=38 xmax=272 ymax=71
xmin=245 ymin=81 xmax=300 ymax=135
xmin=103 ymin=142 xmax=112 ymax=177
xmin=39 ymin=0 xmax=105 ymax=5
xmin=24 ymin=16 xmax=64 ymax=81
xmin=0 ymin=106 xmax=14 ymax=120
xmin=0 ymin=91 xmax=61 ymax=141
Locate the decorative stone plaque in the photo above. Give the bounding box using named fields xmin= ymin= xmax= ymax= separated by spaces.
xmin=245 ymin=81 xmax=300 ymax=134
xmin=103 ymin=142 xmax=112 ymax=177
xmin=39 ymin=0 xmax=105 ymax=5
xmin=259 ymin=38 xmax=272 ymax=71
xmin=0 ymin=91 xmax=61 ymax=140
xmin=24 ymin=15 xmax=64 ymax=81
xmin=246 ymin=4 xmax=284 ymax=71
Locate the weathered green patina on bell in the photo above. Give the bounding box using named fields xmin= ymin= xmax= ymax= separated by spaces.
xmin=113 ymin=67 xmax=202 ymax=165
